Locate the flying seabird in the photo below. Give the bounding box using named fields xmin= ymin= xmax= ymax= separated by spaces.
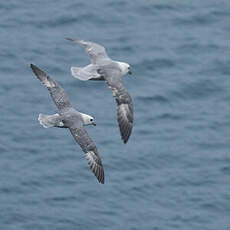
xmin=30 ymin=64 xmax=104 ymax=184
xmin=66 ymin=38 xmax=134 ymax=143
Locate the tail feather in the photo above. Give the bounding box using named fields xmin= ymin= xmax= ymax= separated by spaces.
xmin=38 ymin=113 xmax=64 ymax=128
xmin=71 ymin=65 xmax=102 ymax=81
xmin=71 ymin=67 xmax=92 ymax=81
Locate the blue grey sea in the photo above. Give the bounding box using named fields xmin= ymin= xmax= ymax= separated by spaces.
xmin=1 ymin=0 xmax=230 ymax=229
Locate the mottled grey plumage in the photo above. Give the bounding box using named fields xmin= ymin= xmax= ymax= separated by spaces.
xmin=30 ymin=64 xmax=72 ymax=113
xmin=30 ymin=64 xmax=104 ymax=184
xmin=65 ymin=38 xmax=111 ymax=65
xmin=100 ymin=64 xmax=134 ymax=143
xmin=70 ymin=128 xmax=104 ymax=182
xmin=66 ymin=38 xmax=134 ymax=143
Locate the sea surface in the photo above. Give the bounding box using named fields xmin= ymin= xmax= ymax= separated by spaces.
xmin=1 ymin=0 xmax=230 ymax=229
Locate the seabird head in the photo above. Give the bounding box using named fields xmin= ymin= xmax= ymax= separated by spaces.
xmin=81 ymin=113 xmax=96 ymax=126
xmin=117 ymin=62 xmax=132 ymax=75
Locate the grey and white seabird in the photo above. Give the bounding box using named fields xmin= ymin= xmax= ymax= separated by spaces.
xmin=30 ymin=64 xmax=104 ymax=184
xmin=66 ymin=38 xmax=134 ymax=143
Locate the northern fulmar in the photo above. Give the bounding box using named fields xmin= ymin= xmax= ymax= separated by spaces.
xmin=66 ymin=38 xmax=134 ymax=144
xmin=30 ymin=64 xmax=104 ymax=184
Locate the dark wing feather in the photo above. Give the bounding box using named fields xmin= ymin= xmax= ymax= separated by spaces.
xmin=66 ymin=38 xmax=110 ymax=65
xmin=31 ymin=64 xmax=72 ymax=112
xmin=104 ymin=68 xmax=134 ymax=143
xmin=69 ymin=127 xmax=104 ymax=184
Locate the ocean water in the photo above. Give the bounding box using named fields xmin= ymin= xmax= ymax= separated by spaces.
xmin=1 ymin=0 xmax=230 ymax=229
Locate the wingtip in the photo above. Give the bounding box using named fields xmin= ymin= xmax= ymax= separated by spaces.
xmin=123 ymin=139 xmax=128 ymax=144
xmin=98 ymin=169 xmax=105 ymax=184
xmin=93 ymin=171 xmax=105 ymax=184
xmin=30 ymin=63 xmax=37 ymax=74
xmin=100 ymin=176 xmax=105 ymax=184
xmin=65 ymin=37 xmax=74 ymax=42
xmin=121 ymin=131 xmax=132 ymax=144
xmin=99 ymin=177 xmax=104 ymax=184
xmin=30 ymin=63 xmax=35 ymax=70
xmin=30 ymin=64 xmax=42 ymax=77
xmin=123 ymin=136 xmax=129 ymax=144
xmin=98 ymin=166 xmax=105 ymax=184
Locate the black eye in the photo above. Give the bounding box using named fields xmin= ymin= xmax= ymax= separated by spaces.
xmin=90 ymin=119 xmax=93 ymax=121
xmin=128 ymin=67 xmax=130 ymax=70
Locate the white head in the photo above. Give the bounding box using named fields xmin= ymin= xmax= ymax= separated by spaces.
xmin=117 ymin=61 xmax=132 ymax=76
xmin=81 ymin=113 xmax=96 ymax=126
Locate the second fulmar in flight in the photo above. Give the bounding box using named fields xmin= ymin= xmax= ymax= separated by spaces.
xmin=66 ymin=38 xmax=134 ymax=144
xmin=30 ymin=64 xmax=104 ymax=184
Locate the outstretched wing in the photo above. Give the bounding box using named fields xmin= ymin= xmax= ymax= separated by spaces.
xmin=31 ymin=64 xmax=72 ymax=112
xmin=102 ymin=67 xmax=134 ymax=143
xmin=69 ymin=127 xmax=104 ymax=184
xmin=66 ymin=38 xmax=110 ymax=65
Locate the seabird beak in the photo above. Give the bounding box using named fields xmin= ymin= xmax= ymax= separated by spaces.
xmin=128 ymin=70 xmax=132 ymax=75
xmin=92 ymin=122 xmax=96 ymax=126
